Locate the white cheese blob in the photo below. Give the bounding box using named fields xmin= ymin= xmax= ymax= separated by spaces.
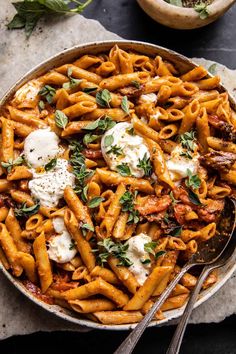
xmin=13 ymin=79 xmax=42 ymax=106
xmin=29 ymin=158 xmax=75 ymax=207
xmin=101 ymin=122 xmax=150 ymax=178
xmin=126 ymin=233 xmax=152 ymax=285
xmin=139 ymin=93 xmax=157 ymax=104
xmin=24 ymin=129 xmax=61 ymax=168
xmin=53 ymin=217 xmax=67 ymax=234
xmin=48 ymin=217 xmax=77 ymax=263
xmin=166 ymin=144 xmax=199 ymax=181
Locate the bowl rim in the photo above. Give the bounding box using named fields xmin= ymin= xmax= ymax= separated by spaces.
xmin=1 ymin=39 xmax=236 ymax=330
xmin=137 ymin=0 xmax=236 ymax=16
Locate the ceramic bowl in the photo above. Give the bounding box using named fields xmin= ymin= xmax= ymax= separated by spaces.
xmin=0 ymin=40 xmax=236 ymax=330
xmin=137 ymin=0 xmax=236 ymax=29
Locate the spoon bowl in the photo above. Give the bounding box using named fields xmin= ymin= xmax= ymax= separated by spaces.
xmin=114 ymin=197 xmax=236 ymax=354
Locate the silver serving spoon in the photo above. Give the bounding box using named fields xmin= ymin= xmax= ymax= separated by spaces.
xmin=114 ymin=197 xmax=236 ymax=354
xmin=166 ymin=216 xmax=236 ymax=354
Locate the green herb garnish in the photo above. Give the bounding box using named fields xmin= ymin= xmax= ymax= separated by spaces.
xmin=1 ymin=156 xmax=24 ymax=173
xmin=69 ymin=140 xmax=94 ymax=196
xmin=121 ymin=96 xmax=130 ymax=115
xmin=82 ymin=87 xmax=98 ymax=94
xmin=44 ymin=158 xmax=57 ymax=171
xmin=116 ymin=163 xmax=131 ymax=177
xmin=14 ymin=202 xmax=40 ymax=218
xmin=87 ymin=196 xmax=104 ymax=208
xmin=131 ymin=80 xmax=141 ymax=89
xmin=81 ymin=223 xmax=94 ymax=237
xmin=96 ymin=89 xmax=112 ymax=108
xmin=137 ymin=153 xmax=152 ymax=176
xmin=104 ymin=135 xmax=114 ymax=147
xmin=38 ymin=100 xmax=45 ymax=111
xmin=164 ymin=0 xmax=183 ymax=5
xmin=97 ymin=238 xmax=132 ymax=267
xmin=185 ymin=169 xmax=201 ymax=190
xmin=169 ymin=191 xmax=179 ymax=205
xmin=194 ymin=2 xmax=209 ymax=19
xmin=155 ymin=250 xmax=166 ymax=260
xmin=120 ymin=191 xmax=140 ymax=224
xmin=170 ymin=226 xmax=182 ymax=237
xmin=83 ymin=134 xmax=100 ymax=145
xmin=55 ymin=110 xmax=68 ymax=129
xmin=144 ymin=241 xmax=157 ymax=256
xmin=208 ymin=63 xmax=217 ymax=75
xmin=107 ymin=145 xmax=123 ymax=156
xmin=188 ymin=189 xmax=203 ymax=206
xmin=82 ymin=116 xmax=115 ymax=133
xmin=7 ymin=0 xmax=94 ymax=38
xmin=69 ymin=241 xmax=76 ymax=250
xmin=140 ymin=258 xmax=151 ymax=265
xmin=179 ymin=131 xmax=197 ymax=158
xmin=38 ymin=85 xmax=56 ymax=104
xmin=63 ymin=67 xmax=82 ymax=89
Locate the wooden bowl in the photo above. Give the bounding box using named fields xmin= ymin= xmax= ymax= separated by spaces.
xmin=137 ymin=0 xmax=236 ymax=29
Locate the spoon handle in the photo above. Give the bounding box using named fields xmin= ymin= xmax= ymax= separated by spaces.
xmin=113 ymin=263 xmax=192 ymax=354
xmin=166 ymin=266 xmax=211 ymax=354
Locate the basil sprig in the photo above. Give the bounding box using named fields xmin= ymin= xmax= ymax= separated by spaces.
xmin=7 ymin=0 xmax=93 ymax=38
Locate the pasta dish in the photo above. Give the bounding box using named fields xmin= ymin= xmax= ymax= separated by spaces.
xmin=0 ymin=45 xmax=235 ymax=325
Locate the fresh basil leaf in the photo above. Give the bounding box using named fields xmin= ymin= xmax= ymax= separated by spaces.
xmin=194 ymin=3 xmax=209 ymax=19
xmin=55 ymin=110 xmax=68 ymax=129
xmin=97 ymin=238 xmax=133 ymax=267
xmin=82 ymin=87 xmax=97 ymax=94
xmin=83 ymin=133 xmax=100 ymax=145
xmin=83 ymin=119 xmax=100 ymax=131
xmin=81 ymin=222 xmax=94 ymax=236
xmin=81 ymin=185 xmax=88 ymax=202
xmin=137 ymin=153 xmax=152 ymax=176
xmin=169 ymin=191 xmax=179 ymax=205
xmin=165 ymin=0 xmax=183 ymax=5
xmin=155 ymin=250 xmax=166 ymax=259
xmin=144 ymin=241 xmax=157 ymax=256
xmin=7 ymin=0 xmax=93 ymax=38
xmin=127 ymin=127 xmax=135 ymax=136
xmin=38 ymin=100 xmax=45 ymax=111
xmin=38 ymin=85 xmax=56 ymax=104
xmin=188 ymin=189 xmax=203 ymax=206
xmin=14 ymin=202 xmax=40 ymax=218
xmin=45 ymin=158 xmax=57 ymax=171
xmin=87 ymin=196 xmax=104 ymax=208
xmin=140 ymin=258 xmax=151 ymax=264
xmin=1 ymin=156 xmax=24 ymax=173
xmin=82 ymin=117 xmax=115 ymax=133
xmin=185 ymin=169 xmax=201 ymax=190
xmin=69 ymin=240 xmax=76 ymax=250
xmin=116 ymin=163 xmax=131 ymax=177
xmin=121 ymin=96 xmax=130 ymax=115
xmin=131 ymin=80 xmax=141 ymax=89
xmin=96 ymin=89 xmax=111 ymax=108
xmin=107 ymin=145 xmax=123 ymax=156
xmin=104 ymin=135 xmax=114 ymax=147
xmin=170 ymin=226 xmax=182 ymax=237
xmin=208 ymin=63 xmax=217 ymax=75
xmin=7 ymin=14 xmax=25 ymax=29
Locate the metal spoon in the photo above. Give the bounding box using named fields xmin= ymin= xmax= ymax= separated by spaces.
xmin=114 ymin=197 xmax=236 ymax=354
xmin=166 ymin=217 xmax=236 ymax=354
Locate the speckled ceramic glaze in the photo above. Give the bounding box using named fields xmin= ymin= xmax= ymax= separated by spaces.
xmin=137 ymin=0 xmax=236 ymax=29
xmin=0 ymin=40 xmax=235 ymax=330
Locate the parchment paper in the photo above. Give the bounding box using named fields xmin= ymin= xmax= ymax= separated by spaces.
xmin=0 ymin=0 xmax=235 ymax=340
